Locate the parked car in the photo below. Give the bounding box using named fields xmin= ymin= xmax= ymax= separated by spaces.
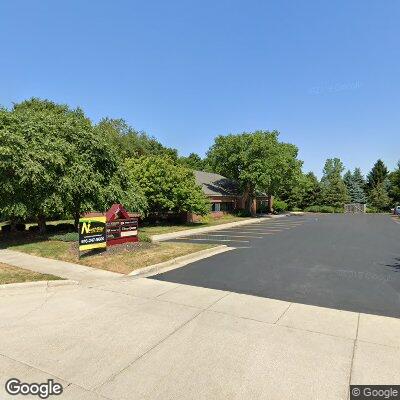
xmin=394 ymin=205 xmax=400 ymax=215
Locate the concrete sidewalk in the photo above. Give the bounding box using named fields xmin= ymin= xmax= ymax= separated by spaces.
xmin=0 ymin=249 xmax=121 ymax=282
xmin=0 ymin=277 xmax=399 ymax=400
xmin=151 ymin=214 xmax=287 ymax=241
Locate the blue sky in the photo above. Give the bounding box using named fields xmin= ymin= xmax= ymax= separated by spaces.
xmin=1 ymin=0 xmax=399 ymax=177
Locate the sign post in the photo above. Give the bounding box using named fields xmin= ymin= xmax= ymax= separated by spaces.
xmin=78 ymin=216 xmax=107 ymax=255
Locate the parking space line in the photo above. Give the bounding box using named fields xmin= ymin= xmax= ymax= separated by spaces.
xmin=175 ymin=238 xmax=250 ymax=243
xmin=196 ymin=234 xmax=263 ymax=238
xmin=211 ymin=230 xmax=275 ymax=235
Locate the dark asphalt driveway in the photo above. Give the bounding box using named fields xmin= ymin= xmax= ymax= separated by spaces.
xmin=152 ymin=214 xmax=400 ymax=318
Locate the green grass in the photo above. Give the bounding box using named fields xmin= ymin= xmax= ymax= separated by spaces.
xmin=0 ymin=213 xmax=245 ymax=275
xmin=0 ymin=263 xmax=63 ymax=285
xmin=3 ymin=239 xmax=216 ymax=275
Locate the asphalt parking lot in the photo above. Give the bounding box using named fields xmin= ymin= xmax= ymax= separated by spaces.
xmin=153 ymin=214 xmax=400 ymax=318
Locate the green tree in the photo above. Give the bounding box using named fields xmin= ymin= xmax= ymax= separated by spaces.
xmin=300 ymin=172 xmax=323 ymax=208
xmin=367 ymin=159 xmax=388 ymax=192
xmin=352 ymin=168 xmax=366 ymax=189
xmin=343 ymin=169 xmax=367 ymax=204
xmin=179 ymin=153 xmax=205 ymax=170
xmin=0 ymin=98 xmax=147 ymax=231
xmin=389 ymin=161 xmax=400 ymax=204
xmin=125 ymin=156 xmax=209 ymax=216
xmin=321 ymin=158 xmax=349 ymax=208
xmin=206 ymin=131 xmax=303 ymax=214
xmin=369 ymin=182 xmax=391 ymax=211
xmin=97 ymin=118 xmax=177 ymax=160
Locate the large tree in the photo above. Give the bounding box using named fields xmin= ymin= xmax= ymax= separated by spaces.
xmin=300 ymin=172 xmax=323 ymax=208
xmin=125 ymin=156 xmax=209 ymax=216
xmin=321 ymin=158 xmax=349 ymax=208
xmin=366 ymin=159 xmax=391 ymax=211
xmin=0 ymin=98 xmax=147 ymax=231
xmin=367 ymin=159 xmax=389 ymax=191
xmin=369 ymin=182 xmax=391 ymax=211
xmin=343 ymin=169 xmax=367 ymax=204
xmin=97 ymin=118 xmax=177 ymax=160
xmin=389 ymin=161 xmax=400 ymax=204
xmin=206 ymin=131 xmax=302 ymax=214
xmin=178 ymin=153 xmax=206 ymax=171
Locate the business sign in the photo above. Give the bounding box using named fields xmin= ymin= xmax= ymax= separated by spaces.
xmin=79 ymin=216 xmax=107 ymax=251
xmin=106 ymin=218 xmax=138 ymax=245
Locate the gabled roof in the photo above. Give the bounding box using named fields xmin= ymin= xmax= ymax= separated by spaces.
xmin=194 ymin=171 xmax=240 ymax=197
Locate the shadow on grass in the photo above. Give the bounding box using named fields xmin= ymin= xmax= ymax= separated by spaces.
xmin=0 ymin=231 xmax=51 ymax=250
xmin=79 ymin=248 xmax=107 ymax=259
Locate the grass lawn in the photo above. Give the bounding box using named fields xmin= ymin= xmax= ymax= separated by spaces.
xmin=140 ymin=214 xmax=250 ymax=236
xmin=3 ymin=239 xmax=217 ymax=275
xmin=0 ymin=213 xmax=245 ymax=275
xmin=0 ymin=262 xmax=63 ymax=285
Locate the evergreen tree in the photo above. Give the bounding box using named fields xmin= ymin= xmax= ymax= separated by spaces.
xmin=321 ymin=158 xmax=350 ymax=208
xmin=353 ymin=167 xmax=366 ymax=189
xmin=367 ymin=160 xmax=388 ymax=192
xmin=369 ymin=182 xmax=391 ymax=211
xmin=343 ymin=169 xmax=367 ymax=204
xmin=389 ymin=161 xmax=400 ymax=204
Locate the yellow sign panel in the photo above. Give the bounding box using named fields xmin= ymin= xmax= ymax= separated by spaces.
xmin=78 ymin=216 xmax=107 ymax=251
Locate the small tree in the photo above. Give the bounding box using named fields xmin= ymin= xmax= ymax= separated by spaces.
xmin=125 ymin=156 xmax=209 ymax=216
xmin=344 ymin=169 xmax=367 ymax=204
xmin=321 ymin=158 xmax=349 ymax=208
xmin=369 ymin=182 xmax=391 ymax=211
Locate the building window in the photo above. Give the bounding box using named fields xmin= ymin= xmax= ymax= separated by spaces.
xmin=220 ymin=202 xmax=234 ymax=211
xmin=211 ymin=203 xmax=221 ymax=212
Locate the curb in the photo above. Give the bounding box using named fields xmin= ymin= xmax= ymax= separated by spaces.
xmin=0 ymin=279 xmax=79 ymax=291
xmin=151 ymin=215 xmax=288 ymax=242
xmin=129 ymin=245 xmax=234 ymax=278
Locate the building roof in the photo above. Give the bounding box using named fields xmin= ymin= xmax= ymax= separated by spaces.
xmin=194 ymin=170 xmax=240 ymax=197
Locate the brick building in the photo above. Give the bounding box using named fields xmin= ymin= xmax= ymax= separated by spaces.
xmin=188 ymin=171 xmax=270 ymax=221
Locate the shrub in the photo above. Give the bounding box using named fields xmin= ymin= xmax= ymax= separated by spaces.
xmin=16 ymin=223 xmax=26 ymax=231
xmin=48 ymin=232 xmax=79 ymax=242
xmin=28 ymin=225 xmax=40 ymax=232
xmin=304 ymin=205 xmax=337 ymax=213
xmin=1 ymin=224 xmax=11 ymax=233
xmin=138 ymin=232 xmax=151 ymax=242
xmin=274 ymin=200 xmax=288 ymax=213
xmin=53 ymin=223 xmax=76 ymax=232
xmin=236 ymin=210 xmax=252 ymax=217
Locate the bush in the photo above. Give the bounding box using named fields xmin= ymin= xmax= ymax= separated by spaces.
xmin=1 ymin=224 xmax=11 ymax=233
xmin=274 ymin=200 xmax=288 ymax=213
xmin=48 ymin=232 xmax=79 ymax=242
xmin=52 ymin=223 xmax=76 ymax=233
xmin=304 ymin=205 xmax=338 ymax=213
xmin=236 ymin=209 xmax=252 ymax=217
xmin=28 ymin=225 xmax=40 ymax=232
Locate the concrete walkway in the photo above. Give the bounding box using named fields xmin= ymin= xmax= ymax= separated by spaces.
xmin=0 ymin=249 xmax=121 ymax=281
xmin=0 ymin=276 xmax=399 ymax=399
